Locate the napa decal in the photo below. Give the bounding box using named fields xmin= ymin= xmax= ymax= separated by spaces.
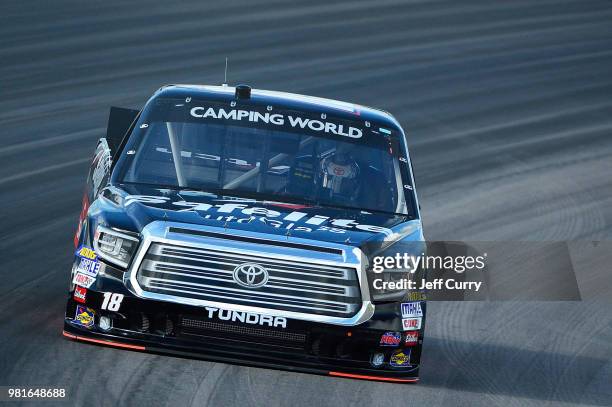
xmin=74 ymin=305 xmax=95 ymax=328
xmin=190 ymin=107 xmax=363 ymax=139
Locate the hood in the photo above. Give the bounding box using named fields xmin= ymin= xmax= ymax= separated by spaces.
xmin=99 ymin=184 xmax=422 ymax=247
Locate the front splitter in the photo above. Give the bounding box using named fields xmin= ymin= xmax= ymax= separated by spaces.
xmin=62 ymin=323 xmax=419 ymax=384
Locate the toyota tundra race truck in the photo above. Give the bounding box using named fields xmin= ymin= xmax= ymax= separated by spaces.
xmin=64 ymin=84 xmax=426 ymax=383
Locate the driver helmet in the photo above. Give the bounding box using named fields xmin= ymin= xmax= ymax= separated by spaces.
xmin=319 ymin=151 xmax=360 ymax=203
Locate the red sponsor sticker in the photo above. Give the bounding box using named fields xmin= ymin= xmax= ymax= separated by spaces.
xmin=404 ymin=331 xmax=418 ymax=346
xmin=73 ymin=272 xmax=95 ymax=288
xmin=402 ymin=317 xmax=422 ymax=331
xmin=74 ymin=286 xmax=87 ymax=303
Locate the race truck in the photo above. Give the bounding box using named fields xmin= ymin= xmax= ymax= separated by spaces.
xmin=64 ymin=83 xmax=426 ymax=383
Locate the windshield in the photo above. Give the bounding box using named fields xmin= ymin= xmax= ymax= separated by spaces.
xmin=114 ymin=98 xmax=412 ymax=215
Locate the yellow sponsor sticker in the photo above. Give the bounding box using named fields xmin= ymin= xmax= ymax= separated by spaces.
xmin=390 ymin=350 xmax=411 ymax=367
xmin=77 ymin=246 xmax=97 ymax=260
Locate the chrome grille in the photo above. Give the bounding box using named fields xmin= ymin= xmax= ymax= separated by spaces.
xmin=136 ymin=242 xmax=362 ymax=318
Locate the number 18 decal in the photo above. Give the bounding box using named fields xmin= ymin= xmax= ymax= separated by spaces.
xmin=101 ymin=292 xmax=124 ymax=311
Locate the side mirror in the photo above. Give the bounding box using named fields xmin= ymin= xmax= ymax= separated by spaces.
xmin=106 ymin=106 xmax=139 ymax=156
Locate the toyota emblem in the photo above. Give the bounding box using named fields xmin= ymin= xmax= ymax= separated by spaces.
xmin=233 ymin=263 xmax=269 ymax=288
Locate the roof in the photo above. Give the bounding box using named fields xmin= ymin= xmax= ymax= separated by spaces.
xmin=152 ymin=84 xmax=402 ymax=130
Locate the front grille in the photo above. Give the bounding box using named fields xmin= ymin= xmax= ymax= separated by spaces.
xmin=181 ymin=317 xmax=307 ymax=343
xmin=135 ymin=242 xmax=362 ymax=318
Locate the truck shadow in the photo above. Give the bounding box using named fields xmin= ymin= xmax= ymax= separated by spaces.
xmin=420 ymin=335 xmax=610 ymax=406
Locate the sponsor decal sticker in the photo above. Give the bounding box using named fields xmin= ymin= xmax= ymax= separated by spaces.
xmin=74 ymin=286 xmax=87 ymax=303
xmin=74 ymin=305 xmax=95 ymax=328
xmin=123 ymin=195 xmax=393 ymax=236
xmin=74 ymin=246 xmax=100 ymax=281
xmin=76 ymin=246 xmax=96 ymax=260
xmin=76 ymin=257 xmax=101 ymax=277
xmin=401 ymin=301 xmax=423 ymax=318
xmin=379 ymin=332 xmax=401 ymax=347
xmin=390 ymin=349 xmax=411 ymax=368
xmin=189 ymin=106 xmax=363 ymax=139
xmin=73 ymin=272 xmax=96 ymax=288
xmin=404 ymin=331 xmax=419 ymax=346
xmin=402 ymin=317 xmax=422 ymax=331
xmin=370 ymin=352 xmax=385 ymax=368
xmin=407 ymin=291 xmax=426 ymax=301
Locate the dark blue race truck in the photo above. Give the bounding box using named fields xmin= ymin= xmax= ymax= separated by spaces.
xmin=64 ymin=84 xmax=426 ymax=383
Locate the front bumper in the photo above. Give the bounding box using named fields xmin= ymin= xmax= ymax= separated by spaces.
xmin=64 ymin=286 xmax=422 ymax=383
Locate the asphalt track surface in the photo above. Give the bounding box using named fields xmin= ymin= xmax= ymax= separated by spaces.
xmin=1 ymin=1 xmax=611 ymax=406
